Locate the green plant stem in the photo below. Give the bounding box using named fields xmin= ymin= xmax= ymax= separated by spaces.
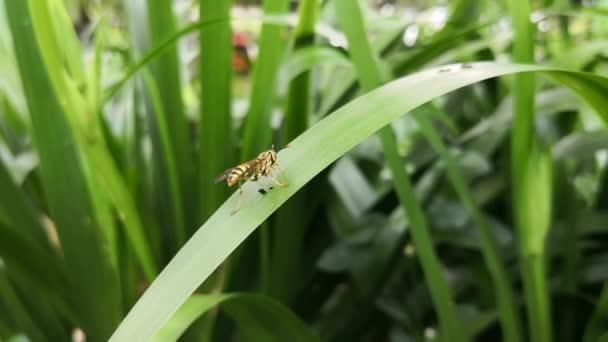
xmin=333 ymin=1 xmax=465 ymax=340
xmin=508 ymin=1 xmax=552 ymax=341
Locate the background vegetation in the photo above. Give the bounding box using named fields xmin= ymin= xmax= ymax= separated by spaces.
xmin=1 ymin=0 xmax=608 ymax=341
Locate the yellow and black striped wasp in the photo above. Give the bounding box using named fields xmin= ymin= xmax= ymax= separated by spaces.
xmin=215 ymin=145 xmax=288 ymax=215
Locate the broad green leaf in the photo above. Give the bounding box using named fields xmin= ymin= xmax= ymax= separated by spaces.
xmin=110 ymin=63 xmax=608 ymax=341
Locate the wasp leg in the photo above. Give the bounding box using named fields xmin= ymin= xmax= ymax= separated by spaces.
xmin=269 ymin=173 xmax=288 ymax=187
xmin=231 ymin=182 xmax=244 ymax=215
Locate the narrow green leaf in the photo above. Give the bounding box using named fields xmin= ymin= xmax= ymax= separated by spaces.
xmin=333 ymin=1 xmax=465 ymax=340
xmin=241 ymin=0 xmax=290 ymax=160
xmin=0 ymin=219 xmax=68 ymax=309
xmin=154 ymin=294 xmax=319 ymax=342
xmin=142 ymin=70 xmax=187 ymax=249
xmin=6 ymin=1 xmax=122 ymax=340
xmin=110 ymin=63 xmax=608 ymax=342
xmin=414 ymin=109 xmax=521 ymax=341
xmin=584 ymin=283 xmax=608 ymax=342
xmin=147 ymin=0 xmax=194 ymax=243
xmin=0 ymin=156 xmax=48 ymax=249
xmin=198 ymin=0 xmax=234 ymax=222
xmin=28 ymin=0 xmax=157 ymax=281
xmin=0 ymin=266 xmax=46 ymax=342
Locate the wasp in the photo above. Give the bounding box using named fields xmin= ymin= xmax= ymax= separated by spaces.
xmin=215 ymin=145 xmax=288 ymax=215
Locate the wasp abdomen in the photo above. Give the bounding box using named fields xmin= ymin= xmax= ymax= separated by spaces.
xmin=227 ymin=164 xmax=251 ymax=186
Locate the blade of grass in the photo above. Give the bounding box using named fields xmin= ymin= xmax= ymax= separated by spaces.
xmin=333 ymin=1 xmax=465 ymax=340
xmin=414 ymin=107 xmax=522 ymax=342
xmin=6 ymin=1 xmax=122 ymax=339
xmin=146 ymin=0 xmax=193 ymax=245
xmin=241 ymin=0 xmax=290 ymax=160
xmin=583 ymin=283 xmax=608 ymax=342
xmin=0 ymin=154 xmax=49 ymax=249
xmin=0 ymin=158 xmax=69 ymax=303
xmin=271 ymin=0 xmax=320 ymax=302
xmin=109 ymin=62 xmax=608 ymax=341
xmin=508 ymin=1 xmax=553 ymax=341
xmin=154 ymin=294 xmax=319 ymax=341
xmin=29 ymin=0 xmax=157 ymax=280
xmin=3 ymin=268 xmax=70 ymax=342
xmin=47 ymin=0 xmax=85 ymax=88
xmin=198 ymin=0 xmax=234 ymax=223
xmin=0 ymin=266 xmax=46 ymax=342
xmin=142 ymin=70 xmax=187 ymax=250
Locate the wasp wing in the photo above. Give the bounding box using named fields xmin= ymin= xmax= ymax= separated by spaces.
xmin=214 ymin=159 xmax=259 ymax=184
xmin=214 ymin=167 xmax=234 ymax=183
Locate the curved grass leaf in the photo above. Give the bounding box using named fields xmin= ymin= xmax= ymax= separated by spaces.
xmin=110 ymin=63 xmax=608 ymax=341
xmin=154 ymin=294 xmax=319 ymax=341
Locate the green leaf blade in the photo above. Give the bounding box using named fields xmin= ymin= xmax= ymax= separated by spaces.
xmin=110 ymin=62 xmax=608 ymax=341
